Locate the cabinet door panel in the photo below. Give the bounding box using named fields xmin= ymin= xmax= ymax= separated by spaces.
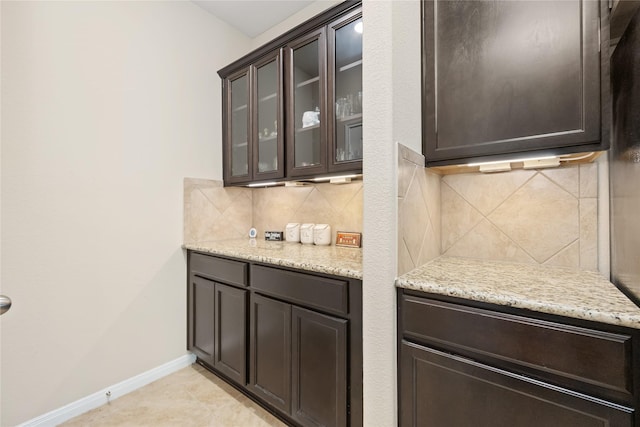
xmin=253 ymin=50 xmax=284 ymax=181
xmin=190 ymin=276 xmax=215 ymax=366
xmin=328 ymin=10 xmax=363 ymax=173
xmin=214 ymin=283 xmax=247 ymax=386
xmin=400 ymin=341 xmax=634 ymax=427
xmin=286 ymin=28 xmax=328 ymax=178
xmin=249 ymin=294 xmax=291 ymax=413
xmin=292 ymin=306 xmax=348 ymax=427
xmin=224 ymin=68 xmax=252 ymax=183
xmin=422 ymin=0 xmax=604 ymax=166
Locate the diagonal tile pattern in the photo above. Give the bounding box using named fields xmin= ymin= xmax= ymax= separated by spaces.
xmin=397 ymin=144 xmax=441 ymax=275
xmin=440 ymin=182 xmax=484 ymax=251
xmin=252 ymin=181 xmax=363 ymax=245
xmin=443 ymin=169 xmax=535 ymax=216
xmin=441 ymin=164 xmax=599 ymax=270
xmin=184 ymin=178 xmax=363 ymax=246
xmin=185 ymin=147 xmax=600 ymax=274
xmin=444 ymin=218 xmax=537 ymax=263
xmin=489 ymin=173 xmax=579 ymax=263
xmin=396 ymin=143 xmax=600 ymax=272
xmin=184 ymin=179 xmax=253 ymax=243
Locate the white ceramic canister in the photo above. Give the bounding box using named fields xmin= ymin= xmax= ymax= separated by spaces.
xmin=285 ymin=223 xmax=300 ymax=242
xmin=300 ymin=223 xmax=315 ymax=244
xmin=313 ymin=224 xmax=331 ymax=246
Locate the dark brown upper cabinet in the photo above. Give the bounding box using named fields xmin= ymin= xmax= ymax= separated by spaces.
xmin=223 ymin=67 xmax=251 ymax=185
xmin=219 ymin=1 xmax=362 ymax=186
xmin=286 ymin=28 xmax=328 ymax=178
xmin=222 ymin=50 xmax=285 ymax=185
xmin=422 ymin=0 xmax=610 ymax=167
xmin=328 ymin=10 xmax=363 ymax=174
xmin=286 ymin=8 xmax=363 ymax=178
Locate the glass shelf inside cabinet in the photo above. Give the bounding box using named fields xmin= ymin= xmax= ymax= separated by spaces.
xmin=259 ymin=93 xmax=277 ymax=103
xmin=296 ymin=76 xmax=320 ymax=88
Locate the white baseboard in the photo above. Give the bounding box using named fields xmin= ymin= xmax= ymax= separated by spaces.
xmin=19 ymin=353 xmax=197 ymax=427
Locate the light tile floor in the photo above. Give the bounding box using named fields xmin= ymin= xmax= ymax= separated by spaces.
xmin=60 ymin=363 xmax=286 ymax=427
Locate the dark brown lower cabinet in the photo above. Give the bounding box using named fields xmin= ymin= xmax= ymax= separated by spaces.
xmin=292 ymin=306 xmax=347 ymax=427
xmin=249 ymin=295 xmax=349 ymax=427
xmin=190 ymin=276 xmax=215 ymax=366
xmin=214 ymin=283 xmax=247 ymax=385
xmin=187 ymin=253 xmax=248 ymax=388
xmin=400 ymin=341 xmax=633 ymax=427
xmin=398 ymin=290 xmax=639 ymax=427
xmin=188 ymin=251 xmax=362 ymax=427
xmin=249 ymin=293 xmax=292 ymax=413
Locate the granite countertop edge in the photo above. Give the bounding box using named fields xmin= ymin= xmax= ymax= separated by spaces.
xmin=396 ymin=257 xmax=640 ymax=330
xmin=183 ymin=240 xmax=363 ymax=280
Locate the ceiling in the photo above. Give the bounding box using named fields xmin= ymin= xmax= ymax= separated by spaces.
xmin=193 ymin=1 xmax=315 ymax=38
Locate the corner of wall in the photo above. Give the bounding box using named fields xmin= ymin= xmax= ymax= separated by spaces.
xmin=397 ymin=143 xmax=442 ymax=276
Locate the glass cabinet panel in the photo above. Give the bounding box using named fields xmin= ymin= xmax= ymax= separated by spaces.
xmin=292 ymin=37 xmax=323 ymax=169
xmin=256 ymin=58 xmax=279 ymax=174
xmin=333 ymin=16 xmax=363 ymax=165
xmin=230 ymin=73 xmax=249 ymax=178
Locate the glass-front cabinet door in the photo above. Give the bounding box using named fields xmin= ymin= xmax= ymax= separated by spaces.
xmin=286 ymin=28 xmax=327 ymax=178
xmin=223 ymin=52 xmax=284 ymax=185
xmin=253 ymin=51 xmax=284 ymax=181
xmin=329 ymin=10 xmax=363 ymax=173
xmin=224 ymin=68 xmax=251 ymax=184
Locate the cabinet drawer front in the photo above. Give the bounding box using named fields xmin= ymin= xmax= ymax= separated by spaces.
xmin=400 ymin=341 xmax=634 ymax=427
xmin=401 ymin=295 xmax=634 ymax=400
xmin=251 ymin=265 xmax=348 ymax=316
xmin=190 ymin=252 xmax=248 ymax=287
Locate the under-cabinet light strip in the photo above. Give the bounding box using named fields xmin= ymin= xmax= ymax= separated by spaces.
xmin=312 ymin=174 xmax=358 ymax=182
xmin=466 ymin=155 xmax=557 ymax=167
xmin=247 ymin=182 xmax=278 ymax=188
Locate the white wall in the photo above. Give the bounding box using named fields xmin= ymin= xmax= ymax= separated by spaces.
xmin=251 ymin=0 xmax=342 ymax=50
xmin=0 ymin=2 xmax=250 ymax=425
xmin=362 ymin=0 xmax=422 ymax=425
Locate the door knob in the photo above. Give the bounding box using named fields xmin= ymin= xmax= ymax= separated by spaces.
xmin=0 ymin=295 xmax=12 ymax=315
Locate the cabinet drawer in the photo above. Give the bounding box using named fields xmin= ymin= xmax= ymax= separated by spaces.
xmin=400 ymin=341 xmax=634 ymax=427
xmin=401 ymin=294 xmax=634 ymax=402
xmin=251 ymin=265 xmax=348 ymax=316
xmin=190 ymin=252 xmax=248 ymax=287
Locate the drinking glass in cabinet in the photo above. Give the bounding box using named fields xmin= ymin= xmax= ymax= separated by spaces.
xmin=334 ymin=17 xmax=362 ymax=163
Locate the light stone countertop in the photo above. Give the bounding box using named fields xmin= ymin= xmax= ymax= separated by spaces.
xmin=183 ymin=239 xmax=363 ymax=280
xmin=396 ymin=256 xmax=640 ymax=330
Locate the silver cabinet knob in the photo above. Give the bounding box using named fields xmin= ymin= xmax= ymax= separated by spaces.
xmin=0 ymin=295 xmax=12 ymax=315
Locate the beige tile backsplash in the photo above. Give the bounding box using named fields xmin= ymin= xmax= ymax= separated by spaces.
xmin=185 ymin=144 xmax=599 ymax=274
xmin=398 ymin=145 xmax=441 ymax=275
xmin=184 ymin=178 xmax=363 ymax=245
xmin=397 ymin=143 xmax=599 ymax=273
xmin=183 ymin=179 xmax=253 ymax=243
